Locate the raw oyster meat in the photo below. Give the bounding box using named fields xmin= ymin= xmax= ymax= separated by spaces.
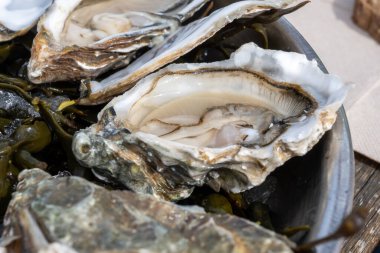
xmin=1 ymin=169 xmax=295 ymax=253
xmin=27 ymin=0 xmax=209 ymax=84
xmin=72 ymin=43 xmax=347 ymax=201
xmin=0 ymin=0 xmax=52 ymax=42
xmin=79 ymin=0 xmax=305 ymax=105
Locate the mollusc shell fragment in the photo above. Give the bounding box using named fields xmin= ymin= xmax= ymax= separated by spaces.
xmin=1 ymin=169 xmax=294 ymax=253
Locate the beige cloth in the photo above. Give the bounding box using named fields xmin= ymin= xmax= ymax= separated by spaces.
xmin=347 ymin=80 xmax=380 ymax=163
xmin=287 ymin=0 xmax=380 ymax=163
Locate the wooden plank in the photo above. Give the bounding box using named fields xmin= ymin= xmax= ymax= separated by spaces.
xmin=353 ymin=0 xmax=380 ymax=43
xmin=341 ymin=153 xmax=380 ymax=253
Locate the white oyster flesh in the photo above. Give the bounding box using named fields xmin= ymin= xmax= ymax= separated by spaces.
xmin=73 ymin=43 xmax=347 ymax=201
xmin=0 ymin=0 xmax=52 ymax=42
xmin=82 ymin=0 xmax=302 ymax=105
xmin=27 ymin=0 xmax=209 ymax=83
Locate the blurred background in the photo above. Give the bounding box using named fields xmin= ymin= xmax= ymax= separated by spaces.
xmin=288 ymin=0 xmax=380 ymax=162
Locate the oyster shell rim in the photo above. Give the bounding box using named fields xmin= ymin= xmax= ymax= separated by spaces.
xmin=72 ymin=41 xmax=347 ymax=201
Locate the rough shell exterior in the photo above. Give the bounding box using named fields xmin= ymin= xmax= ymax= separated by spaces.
xmin=1 ymin=169 xmax=294 ymax=253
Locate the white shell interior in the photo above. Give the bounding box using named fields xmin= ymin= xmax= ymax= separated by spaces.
xmin=0 ymin=0 xmax=52 ymax=31
xmin=43 ymin=0 xmax=205 ymax=47
xmin=106 ymin=42 xmax=347 ymax=155
xmin=115 ymin=70 xmax=313 ymax=148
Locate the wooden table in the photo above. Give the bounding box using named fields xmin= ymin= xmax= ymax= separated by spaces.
xmin=342 ymin=153 xmax=380 ymax=253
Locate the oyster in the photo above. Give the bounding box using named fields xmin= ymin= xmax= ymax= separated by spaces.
xmin=72 ymin=43 xmax=347 ymax=201
xmin=0 ymin=0 xmax=52 ymax=42
xmin=1 ymin=168 xmax=295 ymax=253
xmin=79 ymin=0 xmax=306 ymax=105
xmin=27 ymin=0 xmax=210 ymax=84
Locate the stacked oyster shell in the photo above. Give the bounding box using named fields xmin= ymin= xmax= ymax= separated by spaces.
xmin=27 ymin=0 xmax=210 ymax=83
xmin=79 ymin=0 xmax=307 ymax=104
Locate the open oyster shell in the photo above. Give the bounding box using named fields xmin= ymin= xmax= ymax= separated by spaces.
xmin=0 ymin=0 xmax=52 ymax=42
xmin=27 ymin=0 xmax=209 ymax=84
xmin=1 ymin=169 xmax=294 ymax=253
xmin=79 ymin=0 xmax=305 ymax=105
xmin=72 ymin=43 xmax=347 ymax=201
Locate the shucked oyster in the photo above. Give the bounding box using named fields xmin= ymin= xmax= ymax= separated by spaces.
xmin=1 ymin=169 xmax=294 ymax=253
xmin=27 ymin=0 xmax=209 ymax=84
xmin=79 ymin=0 xmax=306 ymax=105
xmin=72 ymin=43 xmax=347 ymax=201
xmin=0 ymin=0 xmax=52 ymax=42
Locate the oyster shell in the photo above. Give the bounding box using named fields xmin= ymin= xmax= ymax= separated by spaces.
xmin=0 ymin=0 xmax=52 ymax=42
xmin=27 ymin=0 xmax=210 ymax=84
xmin=79 ymin=0 xmax=305 ymax=105
xmin=1 ymin=168 xmax=295 ymax=253
xmin=72 ymin=43 xmax=347 ymax=201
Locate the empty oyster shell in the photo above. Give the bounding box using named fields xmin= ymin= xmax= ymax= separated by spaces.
xmin=72 ymin=43 xmax=347 ymax=201
xmin=1 ymin=169 xmax=294 ymax=253
xmin=79 ymin=0 xmax=305 ymax=105
xmin=27 ymin=0 xmax=209 ymax=84
xmin=0 ymin=0 xmax=52 ymax=42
